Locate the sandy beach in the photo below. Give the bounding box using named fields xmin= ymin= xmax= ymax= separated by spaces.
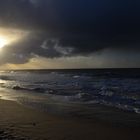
xmin=0 ymin=99 xmax=139 ymax=140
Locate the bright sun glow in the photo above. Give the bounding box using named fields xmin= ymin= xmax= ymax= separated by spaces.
xmin=0 ymin=37 xmax=8 ymax=48
xmin=0 ymin=28 xmax=30 ymax=50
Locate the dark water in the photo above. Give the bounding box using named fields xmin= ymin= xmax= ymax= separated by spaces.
xmin=0 ymin=68 xmax=140 ymax=125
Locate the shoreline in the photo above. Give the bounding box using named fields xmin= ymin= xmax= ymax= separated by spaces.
xmin=0 ymin=99 xmax=140 ymax=139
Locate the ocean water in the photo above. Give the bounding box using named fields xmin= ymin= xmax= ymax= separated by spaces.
xmin=0 ymin=69 xmax=140 ymax=123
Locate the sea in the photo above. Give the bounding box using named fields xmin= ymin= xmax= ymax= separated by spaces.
xmin=0 ymin=69 xmax=140 ymax=125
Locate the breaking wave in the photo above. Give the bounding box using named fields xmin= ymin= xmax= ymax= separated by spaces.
xmin=0 ymin=69 xmax=140 ymax=114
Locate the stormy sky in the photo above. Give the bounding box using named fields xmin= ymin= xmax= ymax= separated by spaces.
xmin=0 ymin=0 xmax=140 ymax=69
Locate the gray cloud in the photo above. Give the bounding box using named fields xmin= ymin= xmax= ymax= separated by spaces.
xmin=0 ymin=0 xmax=140 ymax=67
xmin=0 ymin=37 xmax=75 ymax=64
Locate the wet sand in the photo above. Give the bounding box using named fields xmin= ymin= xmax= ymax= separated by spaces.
xmin=0 ymin=99 xmax=140 ymax=140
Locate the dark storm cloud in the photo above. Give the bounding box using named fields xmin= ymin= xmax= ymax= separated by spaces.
xmin=0 ymin=0 xmax=140 ymax=64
